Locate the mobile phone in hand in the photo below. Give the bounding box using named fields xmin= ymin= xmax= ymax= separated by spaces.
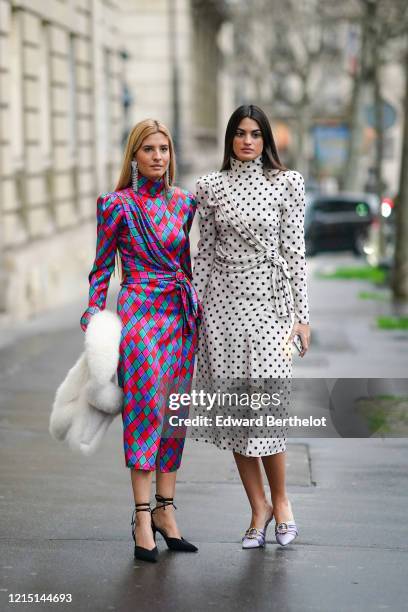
xmin=292 ymin=334 xmax=303 ymax=354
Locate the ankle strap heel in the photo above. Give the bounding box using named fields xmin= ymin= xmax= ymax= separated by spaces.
xmin=153 ymin=494 xmax=177 ymax=511
xmin=130 ymin=502 xmax=158 ymax=563
xmin=131 ymin=502 xmax=152 ymax=539
xmin=151 ymin=494 xmax=198 ymax=553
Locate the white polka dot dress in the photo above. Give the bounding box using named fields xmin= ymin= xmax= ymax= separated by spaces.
xmin=192 ymin=155 xmax=310 ymax=457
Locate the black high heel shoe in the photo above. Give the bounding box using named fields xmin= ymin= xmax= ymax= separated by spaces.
xmin=151 ymin=494 xmax=198 ymax=553
xmin=131 ymin=502 xmax=159 ymax=563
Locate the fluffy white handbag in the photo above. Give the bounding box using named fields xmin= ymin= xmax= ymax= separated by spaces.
xmin=49 ymin=310 xmax=124 ymax=455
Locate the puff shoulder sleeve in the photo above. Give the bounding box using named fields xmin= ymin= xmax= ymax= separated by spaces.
xmin=80 ymin=192 xmax=123 ymax=331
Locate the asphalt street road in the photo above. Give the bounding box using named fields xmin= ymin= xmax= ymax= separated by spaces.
xmin=0 ymin=253 xmax=407 ymax=611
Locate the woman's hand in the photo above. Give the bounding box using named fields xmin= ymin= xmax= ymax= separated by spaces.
xmin=289 ymin=322 xmax=311 ymax=358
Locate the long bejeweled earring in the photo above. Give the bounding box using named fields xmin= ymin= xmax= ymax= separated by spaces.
xmin=131 ymin=160 xmax=138 ymax=192
xmin=165 ymin=165 xmax=170 ymax=187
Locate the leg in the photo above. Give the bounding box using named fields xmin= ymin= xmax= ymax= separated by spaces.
xmin=233 ymin=451 xmax=273 ymax=529
xmin=152 ymin=413 xmax=186 ymax=539
xmin=261 ymin=451 xmax=294 ymax=524
xmin=153 ymin=469 xmax=181 ymax=538
xmin=130 ymin=468 xmax=155 ymax=550
xmin=149 ymin=332 xmax=197 ymax=545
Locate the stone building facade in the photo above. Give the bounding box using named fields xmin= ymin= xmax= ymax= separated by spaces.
xmin=121 ymin=0 xmax=228 ymax=173
xmin=0 ymin=0 xmax=124 ymax=321
xmin=0 ymin=0 xmax=229 ymax=322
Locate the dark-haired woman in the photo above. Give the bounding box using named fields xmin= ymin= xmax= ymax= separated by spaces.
xmin=193 ymin=105 xmax=311 ymax=548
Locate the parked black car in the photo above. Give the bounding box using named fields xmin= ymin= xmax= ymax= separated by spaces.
xmin=304 ymin=192 xmax=379 ymax=256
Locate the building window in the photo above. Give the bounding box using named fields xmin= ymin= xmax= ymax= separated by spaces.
xmin=68 ymin=33 xmax=77 ymax=164
xmin=10 ymin=9 xmax=24 ymax=169
xmin=99 ymin=47 xmax=112 ymax=190
xmin=102 ymin=48 xmax=111 ymax=158
xmin=39 ymin=22 xmax=52 ymax=167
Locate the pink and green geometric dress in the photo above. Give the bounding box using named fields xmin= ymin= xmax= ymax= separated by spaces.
xmin=80 ymin=175 xmax=199 ymax=472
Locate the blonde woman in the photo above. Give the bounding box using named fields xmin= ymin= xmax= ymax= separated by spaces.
xmin=80 ymin=119 xmax=199 ymax=562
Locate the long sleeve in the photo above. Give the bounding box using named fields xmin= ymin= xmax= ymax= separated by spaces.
xmin=279 ymin=170 xmax=310 ymax=325
xmin=80 ymin=193 xmax=123 ymax=331
xmin=179 ymin=192 xmax=197 ymax=281
xmin=192 ymin=178 xmax=218 ymax=304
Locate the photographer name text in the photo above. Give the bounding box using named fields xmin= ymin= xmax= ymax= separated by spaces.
xmin=167 ymin=415 xmax=327 ymax=428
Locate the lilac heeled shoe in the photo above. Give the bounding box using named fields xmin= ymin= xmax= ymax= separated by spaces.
xmin=242 ymin=514 xmax=273 ymax=549
xmin=275 ymin=521 xmax=298 ymax=546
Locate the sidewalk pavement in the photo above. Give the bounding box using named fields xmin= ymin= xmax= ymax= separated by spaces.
xmin=1 ymin=253 xmax=408 ymax=611
xmin=296 ymin=252 xmax=408 ymax=379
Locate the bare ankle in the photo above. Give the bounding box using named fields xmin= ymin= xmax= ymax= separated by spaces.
xmin=135 ymin=512 xmax=151 ymax=529
xmin=251 ymin=500 xmax=272 ymax=518
xmin=272 ymin=495 xmax=289 ymax=506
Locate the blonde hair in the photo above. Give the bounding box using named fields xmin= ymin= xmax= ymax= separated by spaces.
xmin=115 ymin=118 xmax=176 ymax=191
xmin=114 ymin=119 xmax=176 ymax=281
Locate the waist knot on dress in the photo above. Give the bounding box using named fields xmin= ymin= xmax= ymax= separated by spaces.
xmin=214 ymin=247 xmax=294 ymax=318
xmin=122 ymin=268 xmax=199 ymax=336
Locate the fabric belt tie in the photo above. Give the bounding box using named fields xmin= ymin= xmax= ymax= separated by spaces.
xmin=264 ymin=250 xmax=293 ymax=318
xmin=214 ymin=248 xmax=294 ymax=318
xmin=121 ymin=269 xmax=199 ymax=336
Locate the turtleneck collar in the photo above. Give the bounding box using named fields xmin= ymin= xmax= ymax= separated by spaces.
xmin=137 ymin=174 xmax=166 ymax=197
xmin=230 ymin=154 xmax=264 ymax=174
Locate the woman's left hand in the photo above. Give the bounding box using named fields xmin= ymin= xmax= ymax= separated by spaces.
xmin=289 ymin=322 xmax=311 ymax=358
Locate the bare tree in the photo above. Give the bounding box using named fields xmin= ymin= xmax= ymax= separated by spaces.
xmin=229 ymin=0 xmax=343 ymax=175
xmin=342 ymin=1 xmax=406 ymax=257
xmin=339 ymin=1 xmax=373 ymax=191
xmin=266 ymin=0 xmax=330 ymax=175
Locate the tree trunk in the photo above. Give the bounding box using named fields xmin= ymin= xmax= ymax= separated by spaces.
xmin=372 ymin=2 xmax=387 ymax=260
xmin=341 ymin=29 xmax=367 ymax=190
xmin=341 ymin=4 xmax=373 ymax=191
xmin=373 ymin=60 xmax=387 ymax=260
xmin=391 ymin=50 xmax=408 ymax=303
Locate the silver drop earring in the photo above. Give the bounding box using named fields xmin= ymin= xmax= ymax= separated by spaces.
xmin=165 ymin=165 xmax=170 ymax=187
xmin=131 ymin=160 xmax=138 ymax=192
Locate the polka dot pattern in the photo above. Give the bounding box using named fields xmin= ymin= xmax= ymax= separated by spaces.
xmin=192 ymin=155 xmax=310 ymax=457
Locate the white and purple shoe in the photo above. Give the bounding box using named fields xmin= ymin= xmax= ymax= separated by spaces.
xmin=275 ymin=521 xmax=299 ymax=546
xmin=242 ymin=516 xmax=273 ymax=549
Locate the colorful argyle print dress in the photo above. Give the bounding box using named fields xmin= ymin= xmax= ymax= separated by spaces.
xmin=80 ymin=175 xmax=199 ymax=471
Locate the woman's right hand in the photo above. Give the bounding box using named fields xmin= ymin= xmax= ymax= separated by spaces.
xmin=288 ymin=322 xmax=311 ymax=358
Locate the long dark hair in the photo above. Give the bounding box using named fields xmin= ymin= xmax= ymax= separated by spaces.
xmin=221 ymin=104 xmax=287 ymax=172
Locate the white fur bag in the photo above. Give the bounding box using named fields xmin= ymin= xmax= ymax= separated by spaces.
xmin=49 ymin=310 xmax=124 ymax=455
